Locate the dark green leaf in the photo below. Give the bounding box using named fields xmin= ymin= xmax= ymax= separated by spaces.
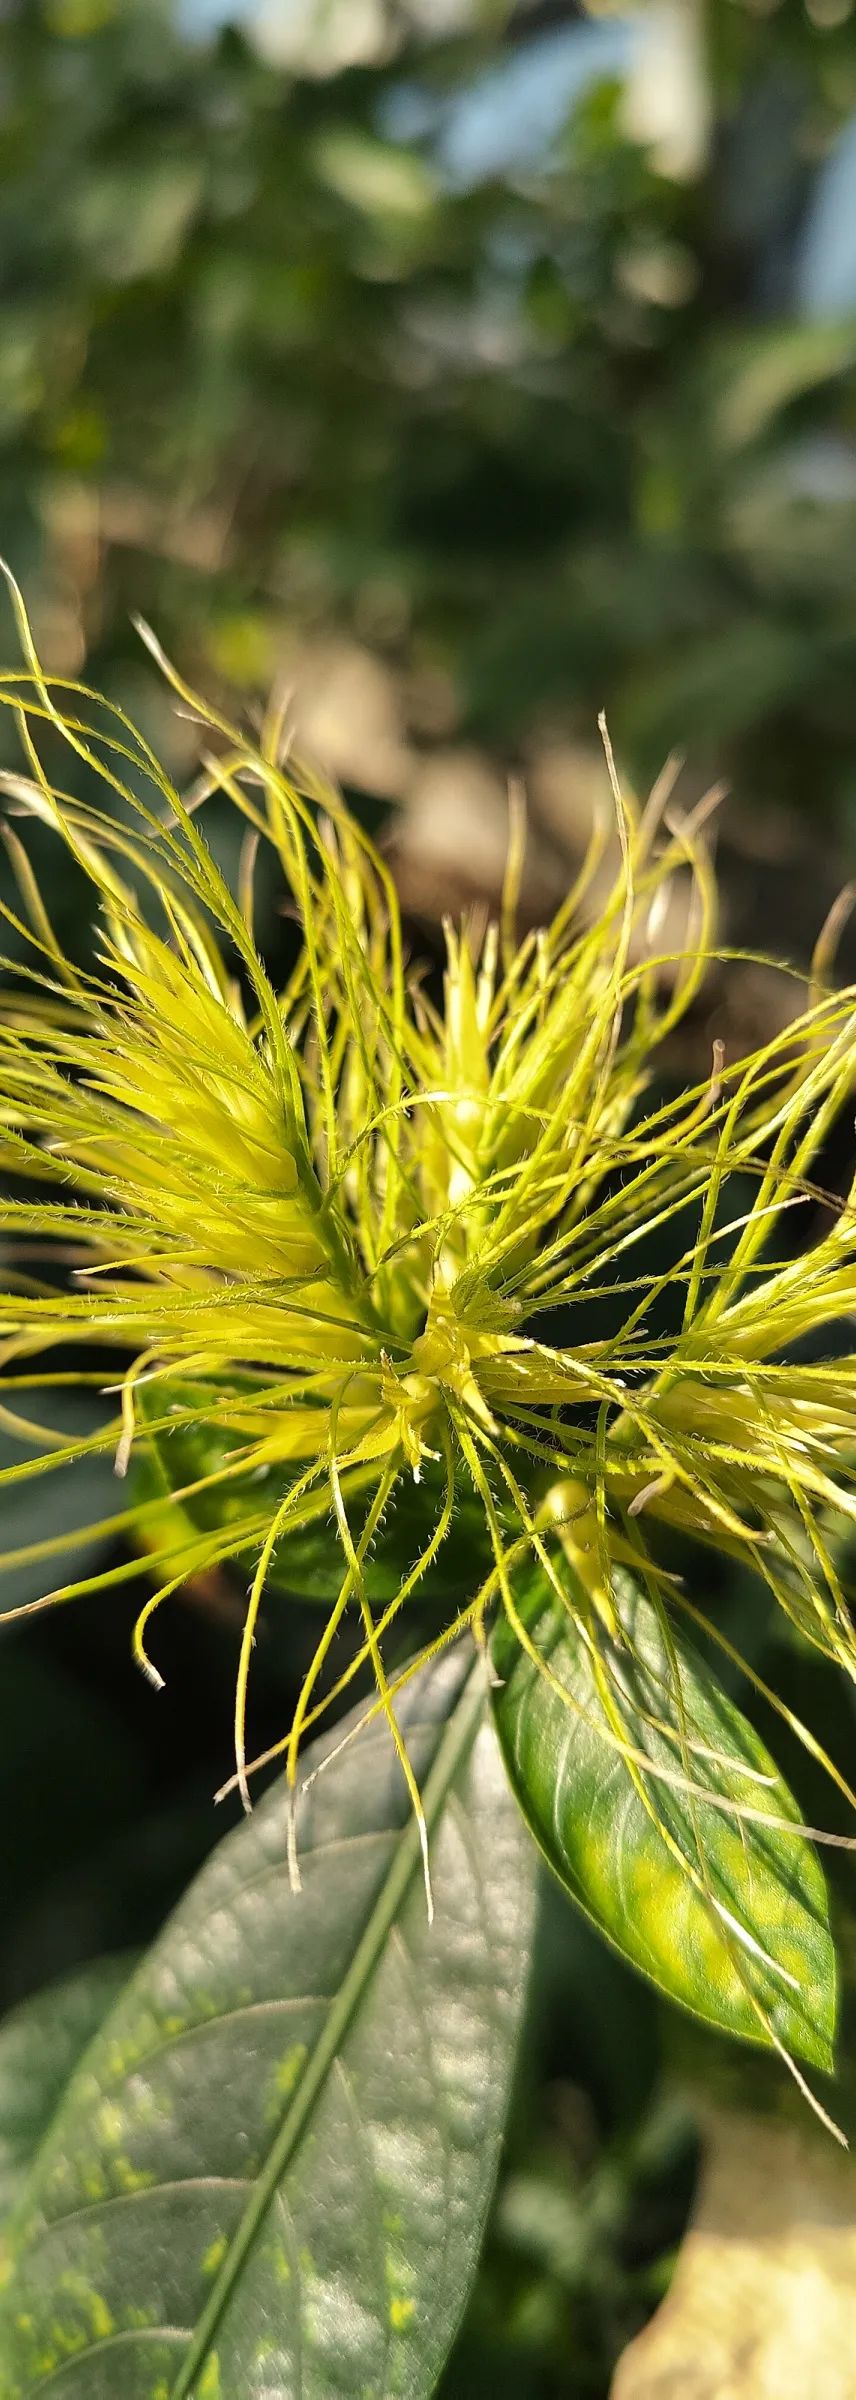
xmin=492 ymin=1564 xmax=835 ymax=2071
xmin=0 ymin=1648 xmax=536 ymax=2399
xmin=0 ymin=1958 xmax=134 ymax=2224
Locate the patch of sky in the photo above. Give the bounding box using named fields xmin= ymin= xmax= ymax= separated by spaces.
xmin=381 ymin=21 xmax=636 ymax=188
xmin=796 ymin=117 xmax=856 ymax=321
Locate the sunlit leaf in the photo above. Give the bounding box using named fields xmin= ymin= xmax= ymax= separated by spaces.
xmin=493 ymin=1564 xmax=835 ymax=2070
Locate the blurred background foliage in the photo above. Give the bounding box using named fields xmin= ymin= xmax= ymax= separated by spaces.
xmin=5 ymin=0 xmax=856 ymax=825
xmin=5 ymin=0 xmax=853 ymax=816
xmin=3 ymin=2 xmax=856 ymax=2392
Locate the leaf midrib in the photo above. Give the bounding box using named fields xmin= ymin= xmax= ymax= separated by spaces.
xmin=169 ymin=1655 xmax=486 ymax=2400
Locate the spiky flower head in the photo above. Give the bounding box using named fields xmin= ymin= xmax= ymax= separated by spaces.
xmin=1 ymin=574 xmax=856 ymax=1948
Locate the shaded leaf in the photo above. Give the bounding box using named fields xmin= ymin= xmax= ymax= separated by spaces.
xmin=492 ymin=1564 xmax=835 ymax=2069
xmin=0 ymin=1958 xmax=134 ymax=2223
xmin=0 ymin=1647 xmax=536 ymax=2399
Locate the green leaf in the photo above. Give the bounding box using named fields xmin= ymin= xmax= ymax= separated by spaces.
xmin=0 ymin=1958 xmax=134 ymax=2224
xmin=314 ymin=130 xmax=436 ymax=224
xmin=711 ymin=322 xmax=856 ymax=452
xmin=704 ymin=319 xmax=856 ymax=451
xmin=492 ymin=1564 xmax=835 ymax=2071
xmin=0 ymin=1648 xmax=536 ymax=2399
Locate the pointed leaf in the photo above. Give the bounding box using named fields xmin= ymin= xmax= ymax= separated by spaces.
xmin=0 ymin=1649 xmax=536 ymax=2399
xmin=492 ymin=1564 xmax=835 ymax=2070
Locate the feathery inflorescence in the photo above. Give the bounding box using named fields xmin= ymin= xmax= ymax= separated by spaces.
xmin=0 ymin=576 xmax=855 ymax=1941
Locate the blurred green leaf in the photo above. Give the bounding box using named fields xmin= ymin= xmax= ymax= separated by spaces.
xmin=71 ymin=160 xmax=204 ymax=282
xmin=713 ymin=323 xmax=856 ymax=454
xmin=492 ymin=1564 xmax=835 ymax=2070
xmin=0 ymin=1648 xmax=536 ymax=2398
xmin=315 ymin=129 xmax=436 ymax=223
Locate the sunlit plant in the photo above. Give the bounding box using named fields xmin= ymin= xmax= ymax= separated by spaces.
xmin=0 ymin=575 xmax=854 ymax=2394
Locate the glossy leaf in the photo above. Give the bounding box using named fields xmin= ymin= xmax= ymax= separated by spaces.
xmin=492 ymin=1563 xmax=835 ymax=2070
xmin=0 ymin=1958 xmax=134 ymax=2223
xmin=0 ymin=1647 xmax=536 ymax=2399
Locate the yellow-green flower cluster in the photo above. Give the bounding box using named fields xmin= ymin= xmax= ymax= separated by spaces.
xmin=0 ymin=576 xmax=855 ymax=1878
